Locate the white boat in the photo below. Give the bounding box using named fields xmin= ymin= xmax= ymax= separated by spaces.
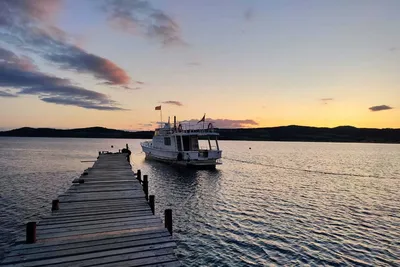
xmin=140 ymin=116 xmax=222 ymax=169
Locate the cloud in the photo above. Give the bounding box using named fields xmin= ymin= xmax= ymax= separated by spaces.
xmin=0 ymin=47 xmax=38 ymax=71
xmin=0 ymin=0 xmax=61 ymax=25
xmin=0 ymin=90 xmax=18 ymax=98
xmin=0 ymin=46 xmax=126 ymax=111
xmin=161 ymin=100 xmax=183 ymax=106
xmin=0 ymin=0 xmax=132 ymax=86
xmin=138 ymin=123 xmax=152 ymax=127
xmin=369 ymin=105 xmax=393 ymax=112
xmin=320 ymin=98 xmax=334 ymax=104
xmin=182 ymin=118 xmax=258 ymax=128
xmin=101 ymin=0 xmax=185 ymax=46
xmin=136 ymin=81 xmax=145 ymax=84
xmin=244 ymin=8 xmax=254 ymax=22
xmin=187 ymin=61 xmax=201 ymax=66
xmin=46 ymin=51 xmax=131 ymax=85
xmin=40 ymin=97 xmax=127 ymax=110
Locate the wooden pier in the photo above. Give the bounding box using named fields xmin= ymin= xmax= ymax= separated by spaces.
xmin=0 ymin=152 xmax=180 ymax=267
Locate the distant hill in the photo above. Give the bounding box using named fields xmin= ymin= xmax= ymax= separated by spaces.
xmin=0 ymin=126 xmax=399 ymax=143
xmin=0 ymin=127 xmax=153 ymax=139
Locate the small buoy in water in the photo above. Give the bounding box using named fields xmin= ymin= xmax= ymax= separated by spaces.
xmin=111 ymin=145 xmax=114 ymax=148
xmin=249 ymin=147 xmax=251 ymax=149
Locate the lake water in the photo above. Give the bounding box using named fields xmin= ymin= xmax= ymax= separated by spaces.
xmin=0 ymin=137 xmax=399 ymax=266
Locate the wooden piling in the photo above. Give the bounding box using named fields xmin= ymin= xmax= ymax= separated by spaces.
xmin=51 ymin=199 xmax=59 ymax=211
xmin=149 ymin=195 xmax=155 ymax=215
xmin=165 ymin=209 xmax=173 ymax=235
xmin=143 ymin=175 xmax=149 ymax=201
xmin=137 ymin=169 xmax=142 ymax=183
xmin=26 ymin=222 xmax=36 ymax=244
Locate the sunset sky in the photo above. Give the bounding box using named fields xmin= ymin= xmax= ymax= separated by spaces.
xmin=0 ymin=0 xmax=399 ymax=130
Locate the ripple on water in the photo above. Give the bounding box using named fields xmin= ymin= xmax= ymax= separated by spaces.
xmin=1 ymin=139 xmax=400 ymax=266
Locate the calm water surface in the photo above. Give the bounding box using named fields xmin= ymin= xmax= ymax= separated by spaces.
xmin=0 ymin=137 xmax=399 ymax=266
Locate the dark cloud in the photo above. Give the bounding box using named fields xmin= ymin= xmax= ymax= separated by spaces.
xmin=102 ymin=0 xmax=185 ymax=46
xmin=0 ymin=47 xmax=38 ymax=71
xmin=0 ymin=46 xmax=126 ymax=111
xmin=369 ymin=105 xmax=393 ymax=112
xmin=244 ymin=8 xmax=254 ymax=22
xmin=0 ymin=90 xmax=18 ymax=98
xmin=138 ymin=123 xmax=152 ymax=127
xmin=183 ymin=118 xmax=258 ymax=128
xmin=161 ymin=100 xmax=183 ymax=106
xmin=40 ymin=97 xmax=126 ymax=110
xmin=0 ymin=0 xmax=132 ymax=86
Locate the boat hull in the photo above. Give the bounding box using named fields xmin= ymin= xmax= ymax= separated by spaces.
xmin=141 ymin=143 xmax=221 ymax=169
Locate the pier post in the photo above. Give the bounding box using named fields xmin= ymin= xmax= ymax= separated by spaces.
xmin=137 ymin=169 xmax=141 ymax=183
xmin=143 ymin=175 xmax=148 ymax=201
xmin=51 ymin=199 xmax=59 ymax=211
xmin=149 ymin=195 xmax=155 ymax=215
xmin=165 ymin=209 xmax=172 ymax=235
xmin=26 ymin=222 xmax=36 ymax=244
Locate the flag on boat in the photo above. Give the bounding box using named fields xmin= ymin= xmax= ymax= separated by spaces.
xmin=155 ymin=105 xmax=161 ymax=110
xmin=197 ymin=114 xmax=206 ymax=123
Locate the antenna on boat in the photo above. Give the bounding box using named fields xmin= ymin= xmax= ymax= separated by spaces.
xmin=174 ymin=116 xmax=177 ymax=131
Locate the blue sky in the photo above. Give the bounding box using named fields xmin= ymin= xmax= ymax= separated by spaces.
xmin=0 ymin=0 xmax=399 ymax=130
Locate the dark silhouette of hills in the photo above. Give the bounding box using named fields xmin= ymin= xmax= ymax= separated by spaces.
xmin=0 ymin=126 xmax=399 ymax=143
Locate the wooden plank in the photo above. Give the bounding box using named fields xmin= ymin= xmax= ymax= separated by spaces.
xmin=37 ymin=215 xmax=159 ymax=230
xmin=93 ymin=254 xmax=179 ymax=267
xmin=41 ymin=209 xmax=153 ymax=221
xmin=1 ymin=243 xmax=177 ymax=267
xmin=12 ymin=228 xmax=167 ymax=251
xmin=37 ymin=220 xmax=162 ymax=240
xmin=47 ymin=206 xmax=150 ymax=216
xmin=146 ymin=261 xmax=182 ymax=267
xmin=48 ymin=248 xmax=177 ymax=267
xmin=3 ymin=237 xmax=175 ymax=264
xmin=8 ymin=231 xmax=171 ymax=256
xmin=37 ymin=212 xmax=154 ymax=225
xmin=37 ymin=218 xmax=162 ymax=234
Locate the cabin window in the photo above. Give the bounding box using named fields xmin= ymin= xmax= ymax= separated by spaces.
xmin=164 ymin=137 xmax=171 ymax=146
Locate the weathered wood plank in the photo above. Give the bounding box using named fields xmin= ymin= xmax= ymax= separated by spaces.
xmin=3 ymin=237 xmax=175 ymax=264
xmin=93 ymin=254 xmax=179 ymax=267
xmin=12 ymin=228 xmax=167 ymax=251
xmin=1 ymin=243 xmax=177 ymax=267
xmin=37 ymin=212 xmax=155 ymax=225
xmin=37 ymin=216 xmax=158 ymax=231
xmin=37 ymin=218 xmax=162 ymax=234
xmin=8 ymin=231 xmax=171 ymax=256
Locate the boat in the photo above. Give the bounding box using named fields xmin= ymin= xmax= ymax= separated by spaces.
xmin=140 ymin=116 xmax=222 ymax=169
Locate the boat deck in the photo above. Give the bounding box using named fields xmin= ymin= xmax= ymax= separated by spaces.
xmin=0 ymin=152 xmax=180 ymax=267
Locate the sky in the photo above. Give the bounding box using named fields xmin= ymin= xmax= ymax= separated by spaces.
xmin=0 ymin=0 xmax=399 ymax=131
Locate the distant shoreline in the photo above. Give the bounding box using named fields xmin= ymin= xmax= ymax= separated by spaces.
xmin=0 ymin=126 xmax=399 ymax=144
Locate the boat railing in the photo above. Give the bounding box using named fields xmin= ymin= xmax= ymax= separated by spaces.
xmin=157 ymin=127 xmax=216 ymax=135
